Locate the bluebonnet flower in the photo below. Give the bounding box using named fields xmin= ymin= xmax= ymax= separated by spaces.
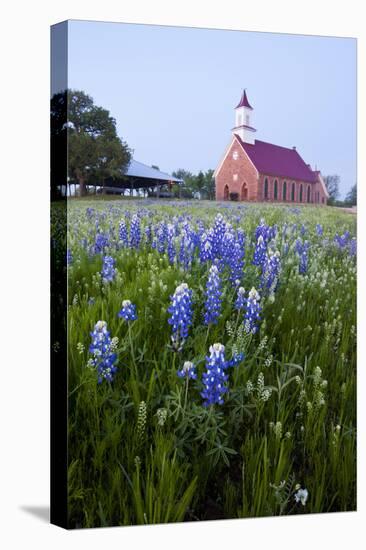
xmin=156 ymin=222 xmax=167 ymax=254
xmin=300 ymin=224 xmax=307 ymax=236
xmin=220 ymin=229 xmax=245 ymax=284
xmin=86 ymin=207 xmax=95 ymax=219
xmin=178 ymin=231 xmax=195 ymax=271
xmin=129 ymin=214 xmax=141 ymax=249
xmin=316 ymin=224 xmax=323 ymax=236
xmin=228 ymin=240 xmax=245 ymax=285
xmin=227 ymin=352 xmax=245 ymax=368
xmin=119 ymin=219 xmax=128 ymax=247
xmin=235 ymin=286 xmax=246 ymax=311
xmin=89 ymin=320 xmax=118 ymax=383
xmin=66 ymin=249 xmax=73 ymax=265
xmin=349 ymin=238 xmax=357 ymax=257
xmin=177 ymin=360 xmax=197 ymax=380
xmin=204 ymin=264 xmax=222 ymax=325
xmin=334 ymin=231 xmax=350 ymax=249
xmin=211 ymin=214 xmax=228 ymax=258
xmin=199 ymin=231 xmax=213 ymax=263
xmin=145 ymin=224 xmax=152 ymax=244
xmin=253 ymin=235 xmax=267 ymax=266
xmin=245 ymin=287 xmax=262 ymax=334
xmin=201 ymin=343 xmax=229 ymax=406
xmin=167 ymin=283 xmax=193 ymax=350
xmin=118 ymin=300 xmax=137 ymax=321
xmin=295 ymin=239 xmax=310 ymax=274
xmin=255 ymin=219 xmax=276 ymax=243
xmin=94 ymin=232 xmax=109 ymax=254
xmin=166 ymin=223 xmax=176 ymax=264
xmin=261 ymin=250 xmax=281 ymax=292
xmin=101 ymin=255 xmax=116 ymax=283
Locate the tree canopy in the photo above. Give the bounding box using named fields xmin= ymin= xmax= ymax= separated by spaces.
xmin=324 ymin=174 xmax=340 ymax=205
xmin=345 ymin=183 xmax=357 ymax=206
xmin=51 ymin=89 xmax=132 ymax=195
xmin=172 ymin=168 xmax=215 ymax=199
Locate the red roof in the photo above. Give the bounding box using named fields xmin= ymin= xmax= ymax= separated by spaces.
xmin=235 ymin=135 xmax=318 ymax=183
xmin=235 ymin=89 xmax=253 ymax=110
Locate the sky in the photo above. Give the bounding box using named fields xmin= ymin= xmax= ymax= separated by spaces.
xmin=66 ymin=20 xmax=356 ymax=198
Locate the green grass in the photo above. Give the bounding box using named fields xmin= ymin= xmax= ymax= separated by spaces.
xmin=59 ymin=198 xmax=356 ymax=528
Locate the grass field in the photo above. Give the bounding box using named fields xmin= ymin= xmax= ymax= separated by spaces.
xmin=60 ymin=199 xmax=356 ymax=528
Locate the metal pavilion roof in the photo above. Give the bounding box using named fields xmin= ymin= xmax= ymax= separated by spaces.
xmin=124 ymin=159 xmax=183 ymax=183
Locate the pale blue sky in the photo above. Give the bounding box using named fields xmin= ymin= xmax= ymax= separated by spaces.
xmin=67 ymin=20 xmax=356 ymax=198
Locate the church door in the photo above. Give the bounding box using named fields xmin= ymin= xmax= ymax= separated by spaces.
xmin=224 ymin=185 xmax=229 ymax=200
xmin=241 ymin=183 xmax=248 ymax=201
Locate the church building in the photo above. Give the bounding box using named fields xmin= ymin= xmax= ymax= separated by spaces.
xmin=214 ymin=90 xmax=329 ymax=205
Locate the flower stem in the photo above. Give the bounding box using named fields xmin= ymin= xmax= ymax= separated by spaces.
xmin=128 ymin=323 xmax=138 ymax=380
xmin=184 ymin=377 xmax=189 ymax=413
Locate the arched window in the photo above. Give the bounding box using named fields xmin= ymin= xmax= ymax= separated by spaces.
xmin=264 ymin=178 xmax=269 ymax=199
xmin=307 ymin=186 xmax=311 ymax=203
xmin=299 ymin=184 xmax=303 ymax=202
xmin=283 ymin=181 xmax=287 ymax=201
xmin=291 ymin=182 xmax=295 ymax=201
xmin=274 ymin=180 xmax=278 ymax=200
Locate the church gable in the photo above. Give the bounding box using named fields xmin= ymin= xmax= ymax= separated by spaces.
xmin=215 ymin=136 xmax=259 ymax=201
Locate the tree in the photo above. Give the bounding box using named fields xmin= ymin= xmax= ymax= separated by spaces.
xmin=345 ymin=184 xmax=357 ymax=206
xmin=202 ymin=169 xmax=215 ymax=200
xmin=52 ymin=90 xmax=132 ymax=196
xmin=172 ymin=169 xmax=194 ymax=198
xmin=324 ymin=174 xmax=340 ymax=205
xmin=195 ymin=171 xmax=206 ymax=198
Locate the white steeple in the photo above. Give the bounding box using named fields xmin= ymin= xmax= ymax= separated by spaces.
xmin=232 ymin=89 xmax=256 ymax=145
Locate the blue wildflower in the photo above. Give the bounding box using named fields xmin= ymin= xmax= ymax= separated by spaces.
xmin=316 ymin=224 xmax=323 ymax=236
xmin=177 ymin=360 xmax=197 ymax=380
xmin=201 ymin=343 xmax=229 ymax=406
xmin=245 ymin=287 xmax=262 ymax=334
xmin=166 ymin=223 xmax=176 ymax=264
xmin=199 ymin=231 xmax=213 ymax=263
xmin=119 ymin=219 xmax=128 ymax=247
xmin=118 ymin=300 xmax=137 ymax=321
xmin=204 ymin=264 xmax=222 ymax=325
xmin=235 ymin=286 xmax=246 ymax=310
xmin=255 ymin=219 xmax=276 ymax=243
xmin=227 ymin=352 xmax=245 ymax=368
xmin=101 ymin=255 xmax=116 ymax=283
xmin=295 ymin=239 xmax=310 ymax=274
xmin=89 ymin=320 xmax=118 ymax=383
xmin=145 ymin=224 xmax=152 ymax=244
xmin=252 ymin=235 xmax=267 ymax=266
xmin=94 ymin=232 xmax=109 ymax=254
xmin=178 ymin=231 xmax=195 ymax=271
xmin=129 ymin=214 xmax=141 ymax=249
xmin=211 ymin=214 xmax=227 ymax=257
xmin=349 ymin=238 xmax=357 ymax=257
xmin=261 ymin=250 xmax=281 ymax=292
xmin=167 ymin=283 xmax=193 ymax=350
xmin=156 ymin=222 xmax=167 ymax=254
xmin=66 ymin=249 xmax=73 ymax=265
xmin=334 ymin=231 xmax=350 ymax=249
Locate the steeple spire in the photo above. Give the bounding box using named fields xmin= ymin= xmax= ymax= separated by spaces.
xmin=232 ymin=89 xmax=256 ymax=144
xmin=235 ymin=89 xmax=253 ymax=110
